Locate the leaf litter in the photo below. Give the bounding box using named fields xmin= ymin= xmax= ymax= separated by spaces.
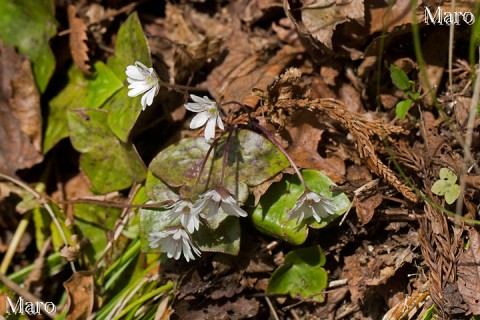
xmin=1 ymin=0 xmax=480 ymax=319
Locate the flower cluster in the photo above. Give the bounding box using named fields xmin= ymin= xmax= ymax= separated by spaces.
xmin=125 ymin=62 xmax=339 ymax=263
xmin=148 ymin=186 xmax=247 ymax=262
xmin=125 ymin=62 xmax=224 ymax=141
xmin=149 ymin=227 xmax=200 ymax=262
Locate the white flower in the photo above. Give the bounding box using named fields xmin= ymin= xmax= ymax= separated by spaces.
xmin=192 ymin=186 xmax=247 ymax=220
xmin=149 ymin=227 xmax=201 ymax=262
xmin=184 ymin=94 xmax=224 ymax=141
xmin=126 ymin=61 xmax=160 ymax=111
xmin=288 ymin=191 xmax=336 ymax=224
xmin=167 ymin=200 xmax=200 ymax=234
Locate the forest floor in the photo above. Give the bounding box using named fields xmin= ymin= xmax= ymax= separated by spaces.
xmin=1 ymin=0 xmax=480 ymax=319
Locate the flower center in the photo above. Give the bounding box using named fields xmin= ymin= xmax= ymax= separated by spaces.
xmin=207 ymin=106 xmax=217 ymax=116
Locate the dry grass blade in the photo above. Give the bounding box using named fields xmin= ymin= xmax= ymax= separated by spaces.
xmin=68 ymin=4 xmax=91 ymax=76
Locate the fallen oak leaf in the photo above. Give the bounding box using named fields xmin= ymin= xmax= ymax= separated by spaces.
xmin=68 ymin=4 xmax=91 ymax=76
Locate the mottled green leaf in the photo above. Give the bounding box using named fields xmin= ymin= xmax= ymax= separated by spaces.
xmin=390 ymin=64 xmax=411 ymax=91
xmin=142 ymin=173 xmax=241 ymax=254
xmin=267 ymin=245 xmax=328 ymax=302
xmin=149 ymin=129 xmax=290 ymax=202
xmin=395 ymin=99 xmax=413 ymax=120
xmin=106 ymin=12 xmax=152 ymax=142
xmin=192 ymin=216 xmax=240 ymax=255
xmin=252 ymin=170 xmax=350 ymax=244
xmin=43 ymin=63 xmax=123 ymax=152
xmin=0 ymin=0 xmax=57 ymax=92
xmin=73 ymin=203 xmax=121 ymax=266
xmin=139 ymin=202 xmax=176 ymax=254
xmin=145 ymin=171 xmax=179 ymax=202
xmin=67 ymin=108 xmax=146 ymax=194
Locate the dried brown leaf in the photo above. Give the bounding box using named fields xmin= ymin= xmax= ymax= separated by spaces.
xmin=251 ymin=172 xmax=284 ymax=206
xmin=355 ymin=193 xmax=382 ymax=225
xmin=368 ymin=0 xmax=417 ymax=34
xmin=208 ymin=43 xmax=303 ymax=107
xmin=0 ymin=43 xmax=43 ymax=175
xmin=457 ymin=229 xmax=480 ymax=315
xmin=288 ymin=0 xmax=364 ymax=50
xmin=68 ymin=5 xmax=91 ymax=76
xmin=64 ymin=271 xmax=95 ymax=320
xmin=0 ymin=294 xmax=8 ymax=315
xmin=174 ymin=35 xmax=221 ymax=83
xmin=286 ymin=110 xmax=346 ymax=183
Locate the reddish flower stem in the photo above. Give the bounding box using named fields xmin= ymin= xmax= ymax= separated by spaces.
xmin=251 ymin=122 xmax=307 ymax=190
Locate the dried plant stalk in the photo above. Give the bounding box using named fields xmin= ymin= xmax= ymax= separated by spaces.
xmin=271 ymin=98 xmax=417 ymax=202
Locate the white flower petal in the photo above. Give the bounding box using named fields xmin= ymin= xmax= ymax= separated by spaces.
xmin=190 ymin=94 xmax=214 ymax=105
xmin=217 ymin=115 xmax=224 ymax=130
xmin=144 ymin=86 xmax=157 ymax=108
xmin=140 ymin=91 xmax=148 ymax=110
xmin=204 ymin=116 xmax=217 ymax=140
xmin=190 ymin=111 xmax=210 ymax=129
xmin=185 ymin=102 xmax=207 ymax=112
xmin=126 ymin=65 xmax=146 ymax=80
xmin=128 ymin=82 xmax=151 ymax=97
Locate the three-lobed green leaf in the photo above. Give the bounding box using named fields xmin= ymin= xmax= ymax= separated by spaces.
xmin=431 ymin=167 xmax=460 ymax=205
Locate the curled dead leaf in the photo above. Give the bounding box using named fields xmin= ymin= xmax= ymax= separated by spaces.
xmin=457 ymin=229 xmax=480 ymax=315
xmin=68 ymin=4 xmax=91 ymax=76
xmin=355 ymin=193 xmax=383 ymax=225
xmin=0 ymin=42 xmax=43 ymax=175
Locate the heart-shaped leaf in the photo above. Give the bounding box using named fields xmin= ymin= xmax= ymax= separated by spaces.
xmin=252 ymin=169 xmax=350 ymax=244
xmin=43 ymin=63 xmax=123 ymax=152
xmin=67 ymin=108 xmax=146 ymax=194
xmin=267 ymin=245 xmax=328 ymax=302
xmin=149 ymin=129 xmax=290 ymax=202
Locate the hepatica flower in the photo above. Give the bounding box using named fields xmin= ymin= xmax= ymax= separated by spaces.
xmin=126 ymin=61 xmax=159 ymax=111
xmin=185 ymin=94 xmax=224 ymax=141
xmin=192 ymin=186 xmax=247 ymax=220
xmin=149 ymin=227 xmax=201 ymax=262
xmin=288 ymin=191 xmax=336 ymax=224
xmin=167 ymin=200 xmax=200 ymax=234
